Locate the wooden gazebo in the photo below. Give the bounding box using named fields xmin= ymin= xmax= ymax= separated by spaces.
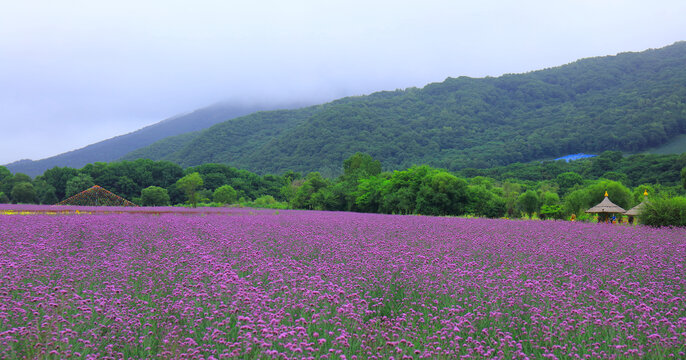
xmin=586 ymin=191 xmax=626 ymax=223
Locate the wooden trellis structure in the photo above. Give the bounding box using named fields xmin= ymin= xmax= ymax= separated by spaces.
xmin=57 ymin=185 xmax=138 ymax=207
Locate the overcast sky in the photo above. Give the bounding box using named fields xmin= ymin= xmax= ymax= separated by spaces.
xmin=1 ymin=0 xmax=685 ymax=165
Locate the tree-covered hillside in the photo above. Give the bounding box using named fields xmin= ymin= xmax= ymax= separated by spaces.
xmin=125 ymin=42 xmax=686 ymax=176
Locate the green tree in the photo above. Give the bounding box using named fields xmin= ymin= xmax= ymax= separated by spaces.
xmin=11 ymin=182 xmax=38 ymax=204
xmin=292 ymin=172 xmax=330 ymax=209
xmin=555 ymin=172 xmax=584 ymax=195
xmin=280 ymin=179 xmax=302 ymax=205
xmin=166 ymin=184 xmax=185 ymax=205
xmin=196 ymin=189 xmax=213 ymax=204
xmin=466 ymin=185 xmax=506 ymax=218
xmin=343 ymin=152 xmax=382 ymax=180
xmin=563 ymin=179 xmax=632 ymax=216
xmin=502 ymin=182 xmax=522 ymax=217
xmin=585 ymin=180 xmax=633 ymax=210
xmin=517 ymin=190 xmax=539 ymax=217
xmin=681 ymin=167 xmax=686 ymax=190
xmin=539 ymin=191 xmax=563 ymax=219
xmin=541 ymin=191 xmax=560 ymax=206
xmin=415 ymin=171 xmax=468 ymax=216
xmin=641 ymin=197 xmax=686 ymax=227
xmin=213 ymin=185 xmax=237 ymax=204
xmin=115 ymin=176 xmax=139 ymax=200
xmin=0 ymin=192 xmax=9 ymax=204
xmin=0 ymin=166 xmax=10 ymax=182
xmin=253 ymin=195 xmax=278 ymax=207
xmin=202 ymin=173 xmax=229 ymax=191
xmin=176 ymin=172 xmax=204 ymax=208
xmin=336 ymin=153 xmax=383 ymax=211
xmin=65 ymin=174 xmax=95 ymax=198
xmin=355 ymin=176 xmax=389 ymax=213
xmin=587 ymin=151 xmax=622 ymax=177
xmin=563 ymin=189 xmax=590 ymax=216
xmin=40 ymin=167 xmax=79 ymax=200
xmin=309 ymin=186 xmax=341 ymax=210
xmin=540 ymin=204 xmax=564 ymax=220
xmin=0 ymin=173 xmax=32 ymax=197
xmin=601 ymin=171 xmax=629 ymax=186
xmin=33 ymin=179 xmax=58 ymax=205
xmin=380 ymin=166 xmax=433 ymax=214
xmin=141 ymin=186 xmax=170 ymax=206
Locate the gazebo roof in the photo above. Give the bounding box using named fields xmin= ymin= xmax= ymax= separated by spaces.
xmin=625 ymin=201 xmax=647 ymax=216
xmin=625 ymin=190 xmax=650 ymax=216
xmin=585 ymin=192 xmax=626 ymax=214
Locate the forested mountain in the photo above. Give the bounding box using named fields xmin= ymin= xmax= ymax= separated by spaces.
xmin=5 ymin=101 xmax=307 ymax=177
xmin=124 ymin=42 xmax=686 ymax=176
xmin=121 ymin=106 xmax=327 ymax=164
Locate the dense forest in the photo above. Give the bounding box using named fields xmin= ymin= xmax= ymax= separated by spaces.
xmin=122 ymin=42 xmax=686 ymax=176
xmin=2 ymin=152 xmax=685 ymax=223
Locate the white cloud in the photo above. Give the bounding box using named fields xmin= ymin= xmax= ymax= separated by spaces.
xmin=1 ymin=0 xmax=685 ymax=164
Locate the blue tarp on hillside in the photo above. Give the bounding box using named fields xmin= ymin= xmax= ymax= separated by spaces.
xmin=554 ymin=153 xmax=597 ymax=162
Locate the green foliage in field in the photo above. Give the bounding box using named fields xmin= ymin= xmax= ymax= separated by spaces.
xmin=10 ymin=182 xmax=37 ymax=204
xmin=517 ymin=190 xmax=540 ymax=217
xmin=176 ymin=172 xmax=203 ymax=208
xmin=141 ymin=186 xmax=171 ymax=206
xmin=213 ymin=185 xmax=237 ymax=205
xmin=0 ymin=166 xmax=10 ymax=182
xmin=640 ymin=196 xmax=686 ymax=227
xmin=6 ymin=149 xmax=686 ymax=226
xmin=65 ymin=173 xmax=95 ymax=198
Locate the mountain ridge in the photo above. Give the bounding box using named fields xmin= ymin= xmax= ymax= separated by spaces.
xmin=123 ymin=42 xmax=686 ymax=176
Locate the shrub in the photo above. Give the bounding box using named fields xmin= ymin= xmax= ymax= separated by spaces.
xmin=540 ymin=204 xmax=564 ymax=220
xmin=516 ymin=190 xmax=539 ymax=217
xmin=640 ymin=197 xmax=686 ymax=227
xmin=251 ymin=195 xmax=289 ymax=209
xmin=141 ymin=186 xmax=170 ymax=206
xmin=213 ymin=185 xmax=237 ymax=205
xmin=11 ymin=182 xmax=38 ymax=204
xmin=65 ymin=174 xmax=95 ymax=198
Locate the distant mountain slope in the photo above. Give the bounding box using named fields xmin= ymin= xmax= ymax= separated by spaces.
xmin=126 ymin=42 xmax=686 ymax=176
xmin=119 ymin=131 xmax=201 ymax=162
xmin=121 ymin=105 xmax=328 ymax=164
xmin=5 ymin=101 xmax=305 ymax=176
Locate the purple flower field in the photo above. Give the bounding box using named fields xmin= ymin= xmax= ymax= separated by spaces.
xmin=1 ymin=208 xmax=684 ymax=359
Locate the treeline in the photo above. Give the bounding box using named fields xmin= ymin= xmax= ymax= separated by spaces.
xmin=0 ymin=159 xmax=286 ymax=207
xmin=459 ymin=151 xmax=686 ymax=188
xmin=1 ymin=153 xmax=685 ymax=224
xmin=277 ymin=153 xmax=686 ymax=221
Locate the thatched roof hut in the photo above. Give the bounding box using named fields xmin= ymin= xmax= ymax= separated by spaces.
xmin=586 ymin=191 xmax=626 ymax=214
xmin=624 ymin=203 xmax=646 ymax=216
xmin=625 ymin=190 xmax=649 ymax=219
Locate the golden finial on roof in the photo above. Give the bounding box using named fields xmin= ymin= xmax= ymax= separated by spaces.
xmin=644 ymin=189 xmax=648 ymax=196
xmin=604 ymin=191 xmax=608 ymax=197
